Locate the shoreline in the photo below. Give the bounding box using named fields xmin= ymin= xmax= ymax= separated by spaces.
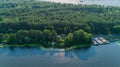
xmin=0 ymin=43 xmax=90 ymax=51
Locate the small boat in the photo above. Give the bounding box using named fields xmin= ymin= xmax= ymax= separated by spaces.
xmin=93 ymin=41 xmax=98 ymax=45
xmin=94 ymin=38 xmax=103 ymax=44
xmin=99 ymin=37 xmax=110 ymax=44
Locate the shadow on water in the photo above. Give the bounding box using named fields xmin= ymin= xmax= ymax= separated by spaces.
xmin=7 ymin=47 xmax=47 ymax=57
xmin=0 ymin=47 xmax=8 ymax=55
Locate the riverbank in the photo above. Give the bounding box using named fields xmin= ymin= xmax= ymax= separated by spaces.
xmin=0 ymin=39 xmax=120 ymax=67
xmin=1 ymin=43 xmax=90 ymax=51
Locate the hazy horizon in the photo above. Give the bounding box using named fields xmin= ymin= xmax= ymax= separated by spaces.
xmin=38 ymin=0 xmax=120 ymax=6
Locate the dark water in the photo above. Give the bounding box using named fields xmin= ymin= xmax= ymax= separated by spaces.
xmin=40 ymin=0 xmax=120 ymax=6
xmin=0 ymin=41 xmax=120 ymax=67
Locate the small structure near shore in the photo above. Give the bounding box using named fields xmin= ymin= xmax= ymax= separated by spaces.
xmin=92 ymin=37 xmax=110 ymax=45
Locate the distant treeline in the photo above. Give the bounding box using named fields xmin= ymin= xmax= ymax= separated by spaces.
xmin=0 ymin=0 xmax=120 ymax=34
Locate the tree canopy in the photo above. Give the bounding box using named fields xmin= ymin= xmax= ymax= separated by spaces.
xmin=0 ymin=0 xmax=119 ymax=48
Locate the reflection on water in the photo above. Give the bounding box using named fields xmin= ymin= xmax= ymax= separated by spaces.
xmin=73 ymin=47 xmax=96 ymax=60
xmin=0 ymin=46 xmax=95 ymax=60
xmin=0 ymin=42 xmax=120 ymax=67
xmin=0 ymin=46 xmax=96 ymax=67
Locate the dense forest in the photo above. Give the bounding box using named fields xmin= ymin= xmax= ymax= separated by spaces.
xmin=0 ymin=0 xmax=120 ymax=48
xmin=0 ymin=29 xmax=92 ymax=48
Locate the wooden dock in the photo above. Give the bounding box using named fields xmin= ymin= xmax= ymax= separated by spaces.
xmin=93 ymin=37 xmax=109 ymax=45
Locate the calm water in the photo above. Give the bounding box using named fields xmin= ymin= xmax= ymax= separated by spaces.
xmin=40 ymin=0 xmax=120 ymax=6
xmin=0 ymin=41 xmax=120 ymax=67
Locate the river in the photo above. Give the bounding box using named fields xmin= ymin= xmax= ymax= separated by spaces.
xmin=39 ymin=0 xmax=120 ymax=6
xmin=0 ymin=41 xmax=120 ymax=67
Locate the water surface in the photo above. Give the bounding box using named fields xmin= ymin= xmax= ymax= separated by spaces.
xmin=0 ymin=41 xmax=120 ymax=67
